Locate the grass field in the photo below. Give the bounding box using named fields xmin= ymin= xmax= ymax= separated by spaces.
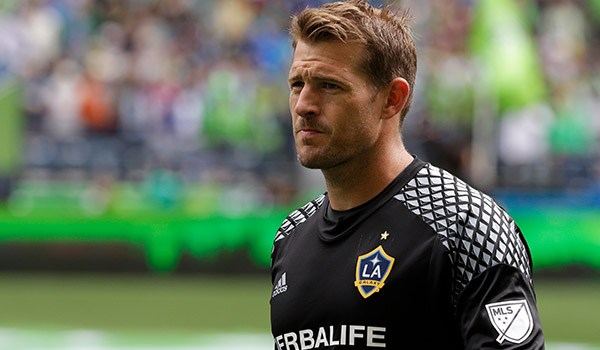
xmin=0 ymin=273 xmax=598 ymax=349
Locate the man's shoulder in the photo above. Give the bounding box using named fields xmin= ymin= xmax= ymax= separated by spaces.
xmin=273 ymin=194 xmax=326 ymax=243
xmin=394 ymin=162 xmax=519 ymax=250
xmin=395 ymin=162 xmax=533 ymax=302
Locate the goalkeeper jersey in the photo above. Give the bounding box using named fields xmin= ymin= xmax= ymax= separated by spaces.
xmin=270 ymin=157 xmax=544 ymax=349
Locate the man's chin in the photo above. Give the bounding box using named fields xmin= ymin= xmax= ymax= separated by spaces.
xmin=297 ymin=154 xmax=338 ymax=170
xmin=298 ymin=159 xmax=320 ymax=169
xmin=297 ymin=155 xmax=321 ymax=169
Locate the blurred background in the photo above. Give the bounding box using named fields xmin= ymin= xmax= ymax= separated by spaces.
xmin=0 ymin=0 xmax=598 ymax=348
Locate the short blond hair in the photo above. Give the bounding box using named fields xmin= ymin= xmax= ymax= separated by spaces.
xmin=290 ymin=0 xmax=417 ymax=122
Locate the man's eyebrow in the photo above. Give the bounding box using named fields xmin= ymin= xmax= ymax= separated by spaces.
xmin=288 ymin=72 xmax=346 ymax=84
xmin=312 ymin=74 xmax=344 ymax=83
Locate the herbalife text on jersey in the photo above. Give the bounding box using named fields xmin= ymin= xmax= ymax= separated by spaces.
xmin=275 ymin=324 xmax=386 ymax=349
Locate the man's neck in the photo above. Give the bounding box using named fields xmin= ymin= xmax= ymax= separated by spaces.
xmin=323 ymin=149 xmax=413 ymax=211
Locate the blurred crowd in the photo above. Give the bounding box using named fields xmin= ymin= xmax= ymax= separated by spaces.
xmin=408 ymin=0 xmax=600 ymax=191
xmin=0 ymin=0 xmax=599 ymax=208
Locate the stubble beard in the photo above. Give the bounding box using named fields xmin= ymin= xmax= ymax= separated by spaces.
xmin=297 ymin=152 xmax=332 ymax=170
xmin=296 ymin=145 xmax=348 ymax=171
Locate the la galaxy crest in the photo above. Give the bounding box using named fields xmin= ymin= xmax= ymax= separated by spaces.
xmin=354 ymin=245 xmax=395 ymax=298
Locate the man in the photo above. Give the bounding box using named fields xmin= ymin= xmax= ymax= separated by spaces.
xmin=270 ymin=1 xmax=545 ymax=349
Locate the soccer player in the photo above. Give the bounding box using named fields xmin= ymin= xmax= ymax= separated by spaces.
xmin=270 ymin=0 xmax=545 ymax=349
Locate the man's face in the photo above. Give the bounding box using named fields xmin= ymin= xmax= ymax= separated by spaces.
xmin=288 ymin=40 xmax=387 ymax=170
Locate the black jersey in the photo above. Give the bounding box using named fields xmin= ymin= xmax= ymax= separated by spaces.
xmin=270 ymin=158 xmax=544 ymax=349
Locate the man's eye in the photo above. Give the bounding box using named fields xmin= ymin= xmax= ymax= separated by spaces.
xmin=290 ymin=81 xmax=304 ymax=90
xmin=322 ymin=82 xmax=340 ymax=90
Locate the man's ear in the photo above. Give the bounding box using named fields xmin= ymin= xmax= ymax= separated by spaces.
xmin=382 ymin=77 xmax=410 ymax=120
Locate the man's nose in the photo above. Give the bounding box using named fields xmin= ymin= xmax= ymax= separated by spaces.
xmin=293 ymin=86 xmax=319 ymax=118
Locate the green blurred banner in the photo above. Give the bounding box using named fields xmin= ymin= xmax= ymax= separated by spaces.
xmin=0 ymin=180 xmax=599 ymax=272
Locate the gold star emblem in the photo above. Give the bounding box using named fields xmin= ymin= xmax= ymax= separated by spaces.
xmin=380 ymin=231 xmax=390 ymax=240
